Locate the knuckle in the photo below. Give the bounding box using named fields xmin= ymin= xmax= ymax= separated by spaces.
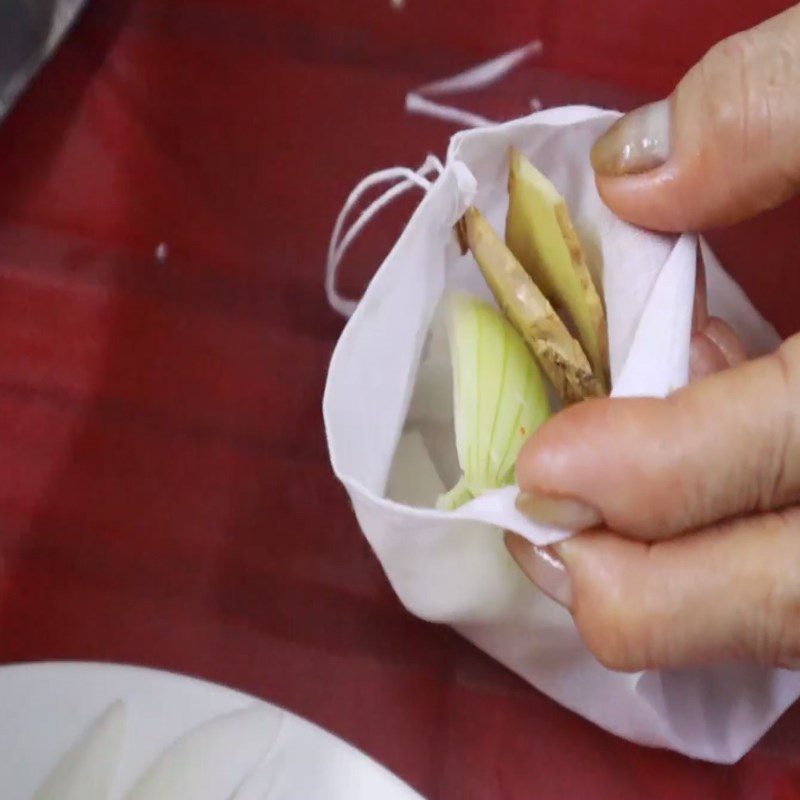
xmin=572 ymin=545 xmax=673 ymax=672
xmin=788 ymin=154 xmax=800 ymax=196
xmin=696 ymin=29 xmax=765 ymax=157
xmin=744 ymin=511 xmax=800 ymax=666
xmin=769 ymin=613 xmax=800 ymax=669
xmin=774 ymin=625 xmax=800 ymax=669
xmin=573 ymin=597 xmax=648 ymax=672
xmin=709 ymin=31 xmax=756 ymax=86
xmin=590 ymin=642 xmax=642 ymax=673
xmin=750 ymin=589 xmax=800 ymax=668
xmin=701 ymin=26 xmax=800 ymax=200
xmin=748 ymin=583 xmax=783 ymax=666
xmin=712 ymin=28 xmax=760 ymax=72
xmin=759 ymin=338 xmax=800 ymax=507
xmin=769 ymin=40 xmax=800 ymax=193
xmin=776 ymin=332 xmax=800 ymax=369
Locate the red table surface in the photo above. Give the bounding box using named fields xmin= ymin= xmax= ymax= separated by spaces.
xmin=2 ymin=1 xmax=800 ymax=797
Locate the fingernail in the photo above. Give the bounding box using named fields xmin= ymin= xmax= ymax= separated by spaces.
xmin=515 ymin=491 xmax=602 ymax=530
xmin=689 ymin=331 xmax=727 ymax=381
xmin=702 ymin=317 xmax=748 ymax=368
xmin=505 ymin=532 xmax=572 ymax=609
xmin=591 ymin=99 xmax=671 ymax=177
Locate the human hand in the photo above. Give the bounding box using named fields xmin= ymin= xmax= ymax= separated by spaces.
xmin=507 ymin=3 xmax=800 ymax=672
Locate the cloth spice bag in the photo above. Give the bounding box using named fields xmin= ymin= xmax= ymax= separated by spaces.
xmin=322 ymin=104 xmax=800 ymax=762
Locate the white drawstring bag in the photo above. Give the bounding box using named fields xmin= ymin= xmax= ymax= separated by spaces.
xmin=323 ymin=72 xmax=798 ymax=761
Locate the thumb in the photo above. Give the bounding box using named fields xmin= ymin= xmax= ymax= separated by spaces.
xmin=591 ymin=4 xmax=800 ymax=231
xmin=515 ymin=334 xmax=800 ymax=540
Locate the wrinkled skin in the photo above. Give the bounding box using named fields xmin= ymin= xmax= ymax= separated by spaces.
xmin=509 ymin=3 xmax=800 ymax=672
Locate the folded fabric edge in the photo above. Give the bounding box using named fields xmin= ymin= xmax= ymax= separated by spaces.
xmin=322 ymin=164 xmax=470 ymax=487
xmin=632 ymin=667 xmax=800 ymax=764
xmin=338 ymin=471 xmax=571 ymax=548
xmin=446 ymin=105 xmax=622 ymax=165
xmin=328 ymin=239 xmax=697 ymax=542
xmin=700 ymin=237 xmax=781 ymax=355
xmin=611 ymin=233 xmax=696 ymax=399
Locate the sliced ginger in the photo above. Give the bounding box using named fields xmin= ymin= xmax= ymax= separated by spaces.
xmin=462 ymin=206 xmax=604 ymax=404
xmin=506 ymin=148 xmax=609 ymax=390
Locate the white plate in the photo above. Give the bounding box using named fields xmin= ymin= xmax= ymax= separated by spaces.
xmin=0 ymin=661 xmax=426 ymax=800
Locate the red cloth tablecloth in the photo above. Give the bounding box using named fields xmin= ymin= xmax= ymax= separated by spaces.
xmin=2 ymin=2 xmax=800 ymax=797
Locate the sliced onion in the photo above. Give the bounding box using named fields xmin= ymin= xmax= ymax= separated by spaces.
xmin=437 ymin=292 xmax=551 ymax=510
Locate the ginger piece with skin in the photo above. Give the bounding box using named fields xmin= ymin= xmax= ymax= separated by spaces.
xmin=506 ymin=148 xmax=609 ymax=389
xmin=462 ymin=206 xmax=604 ymax=404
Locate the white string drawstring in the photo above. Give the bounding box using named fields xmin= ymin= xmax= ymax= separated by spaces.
xmin=404 ymin=94 xmax=496 ymax=130
xmin=326 ymin=155 xmax=444 ymax=317
xmin=405 ymin=40 xmax=543 ymax=129
xmin=326 ymin=42 xmax=544 ymax=317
